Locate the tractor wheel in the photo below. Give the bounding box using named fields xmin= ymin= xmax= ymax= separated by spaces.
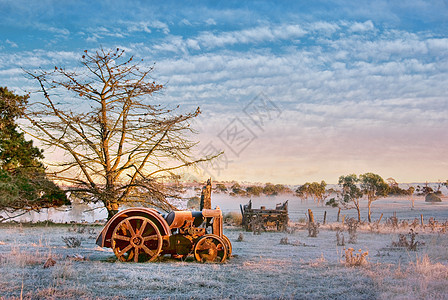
xmin=221 ymin=235 xmax=232 ymax=257
xmin=194 ymin=234 xmax=227 ymax=263
xmin=111 ymin=216 xmax=162 ymax=262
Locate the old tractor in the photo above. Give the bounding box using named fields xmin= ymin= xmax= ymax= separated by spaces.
xmin=96 ymin=206 xmax=231 ymax=263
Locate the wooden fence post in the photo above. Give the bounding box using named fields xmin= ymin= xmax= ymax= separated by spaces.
xmin=378 ymin=213 xmax=383 ymax=224
xmin=308 ymin=209 xmax=314 ymax=223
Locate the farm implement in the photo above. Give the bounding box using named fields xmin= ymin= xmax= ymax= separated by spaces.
xmin=96 ymin=206 xmax=231 ymax=263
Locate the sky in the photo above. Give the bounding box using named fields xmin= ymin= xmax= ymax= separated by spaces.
xmin=0 ymin=0 xmax=447 ymax=185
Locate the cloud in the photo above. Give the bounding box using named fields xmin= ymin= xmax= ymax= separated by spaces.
xmin=193 ymin=24 xmax=307 ymax=49
xmin=146 ymin=25 xmax=448 ymax=181
xmin=6 ymin=39 xmax=18 ymax=48
xmin=348 ymin=20 xmax=375 ymax=32
xmin=180 ymin=19 xmax=192 ymax=26
xmin=151 ymin=20 xmax=170 ymax=34
xmin=84 ymin=26 xmax=125 ymax=42
xmin=1 ymin=13 xmax=447 ymax=183
xmin=127 ymin=22 xmax=152 ymax=33
xmin=205 ymin=18 xmax=216 ymax=26
xmin=307 ymin=21 xmax=340 ymax=35
xmin=34 ymin=23 xmax=70 ymax=37
xmin=141 ymin=23 xmax=309 ymax=56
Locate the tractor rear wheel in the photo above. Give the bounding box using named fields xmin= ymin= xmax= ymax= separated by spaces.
xmin=111 ymin=216 xmax=162 ymax=262
xmin=193 ymin=234 xmax=227 ymax=263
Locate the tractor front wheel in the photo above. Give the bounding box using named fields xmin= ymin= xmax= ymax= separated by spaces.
xmin=193 ymin=234 xmax=227 ymax=263
xmin=221 ymin=235 xmax=232 ymax=257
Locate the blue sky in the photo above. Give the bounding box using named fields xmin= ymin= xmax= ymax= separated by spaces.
xmin=1 ymin=0 xmax=447 ymax=184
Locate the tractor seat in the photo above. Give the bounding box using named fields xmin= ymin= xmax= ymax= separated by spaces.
xmin=164 ymin=211 xmax=176 ymax=227
xmin=163 ymin=211 xmax=204 ymax=228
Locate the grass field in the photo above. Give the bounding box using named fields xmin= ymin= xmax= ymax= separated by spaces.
xmin=1 ymin=214 xmax=448 ymax=299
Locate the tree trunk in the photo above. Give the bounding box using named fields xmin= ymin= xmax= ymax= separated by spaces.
xmin=106 ymin=200 xmax=119 ymax=220
xmin=355 ymin=200 xmax=361 ymax=222
xmin=368 ymin=201 xmax=372 ymax=223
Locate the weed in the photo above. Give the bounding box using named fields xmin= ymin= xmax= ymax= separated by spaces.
xmin=297 ymin=217 xmax=307 ymax=224
xmin=391 ymin=229 xmax=422 ymax=251
xmin=61 ymin=236 xmax=82 ymax=248
xmin=410 ymin=218 xmax=420 ymax=228
xmin=223 ymin=212 xmax=242 ymax=226
xmin=43 ymin=257 xmax=56 ymax=268
xmin=307 ymin=222 xmax=319 ymax=237
xmin=346 ymin=218 xmax=358 ymax=243
xmin=307 ymin=254 xmax=327 ymax=267
xmin=387 ymin=216 xmax=399 ymax=229
xmin=4 ymin=247 xmax=55 ymax=268
xmin=336 ymin=230 xmax=345 ymax=246
xmin=428 ymin=217 xmax=438 ymax=232
xmin=343 ymin=248 xmax=368 ymax=266
xmin=368 ymin=222 xmax=380 ymax=233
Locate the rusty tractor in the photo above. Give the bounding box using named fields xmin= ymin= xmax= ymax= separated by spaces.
xmin=96 ymin=207 xmax=231 ymax=263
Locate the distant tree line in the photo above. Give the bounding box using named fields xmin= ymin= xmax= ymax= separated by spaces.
xmin=214 ymin=182 xmax=292 ymax=197
xmin=325 ymin=173 xmax=417 ymax=222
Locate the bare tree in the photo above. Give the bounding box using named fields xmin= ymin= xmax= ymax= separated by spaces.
xmin=24 ymin=48 xmax=219 ymax=219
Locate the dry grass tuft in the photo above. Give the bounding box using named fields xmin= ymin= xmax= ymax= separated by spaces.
xmin=343 ymin=248 xmax=368 ymax=266
xmin=62 ymin=236 xmax=82 ymax=248
xmin=223 ymin=212 xmax=242 ymax=225
xmin=6 ymin=247 xmax=55 ymax=267
xmin=307 ymin=253 xmax=327 ymax=267
xmin=366 ymin=254 xmax=448 ymax=299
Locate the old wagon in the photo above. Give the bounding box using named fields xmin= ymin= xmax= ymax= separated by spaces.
xmin=240 ymin=200 xmax=289 ymax=232
xmin=96 ymin=206 xmax=231 ymax=263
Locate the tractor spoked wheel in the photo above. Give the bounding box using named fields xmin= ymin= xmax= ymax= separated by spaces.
xmin=194 ymin=234 xmax=227 ymax=263
xmin=111 ymin=216 xmax=162 ymax=262
xmin=221 ymin=235 xmax=232 ymax=257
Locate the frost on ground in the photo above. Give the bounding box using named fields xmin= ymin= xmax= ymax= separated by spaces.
xmin=1 ymin=196 xmax=448 ymax=299
xmin=1 ymin=223 xmax=448 ymax=299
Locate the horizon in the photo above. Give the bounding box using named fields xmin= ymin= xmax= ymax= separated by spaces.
xmin=1 ymin=1 xmax=447 ymax=185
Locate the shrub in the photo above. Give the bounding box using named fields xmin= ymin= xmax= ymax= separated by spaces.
xmin=344 ymin=248 xmax=368 ymax=266
xmin=336 ymin=230 xmax=345 ymax=246
xmin=307 ymin=222 xmax=319 ymax=237
xmin=62 ymin=236 xmax=82 ymax=248
xmin=346 ymin=218 xmax=358 ymax=243
xmin=223 ymin=212 xmax=242 ymax=226
xmin=391 ymin=229 xmax=422 ymax=251
xmin=187 ymin=197 xmax=200 ymax=210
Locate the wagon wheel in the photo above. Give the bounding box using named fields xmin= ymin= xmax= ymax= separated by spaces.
xmin=111 ymin=216 xmax=162 ymax=262
xmin=194 ymin=234 xmax=227 ymax=263
xmin=221 ymin=235 xmax=232 ymax=257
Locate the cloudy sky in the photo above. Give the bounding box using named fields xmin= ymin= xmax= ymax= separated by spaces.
xmin=1 ymin=0 xmax=447 ymax=184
